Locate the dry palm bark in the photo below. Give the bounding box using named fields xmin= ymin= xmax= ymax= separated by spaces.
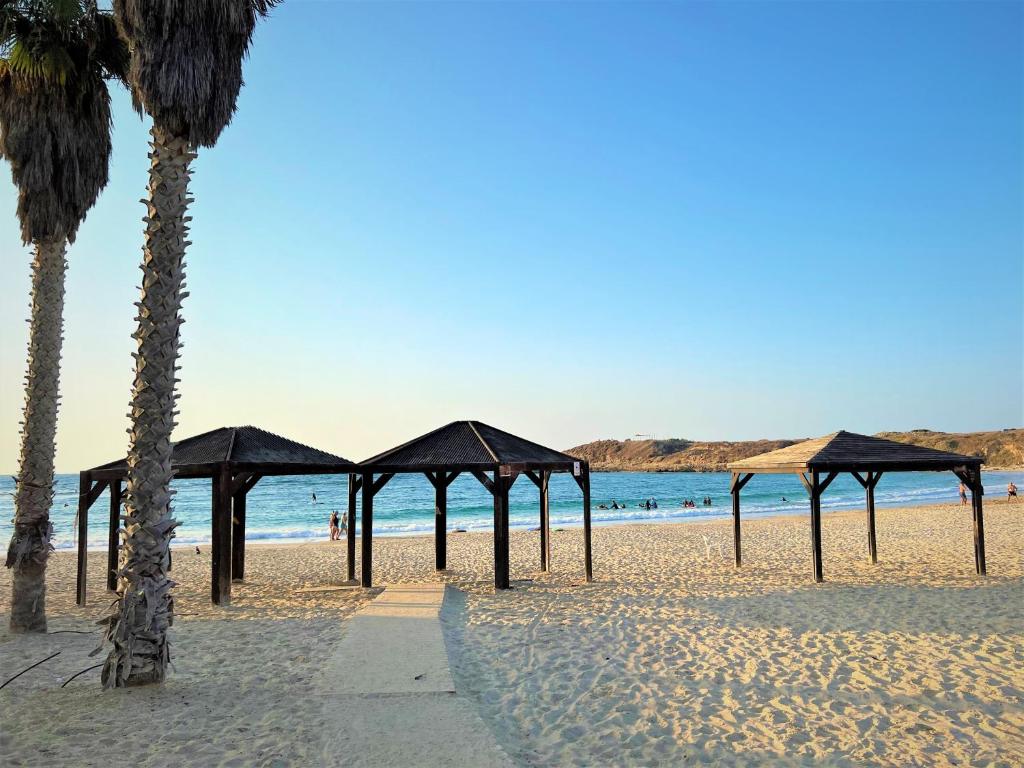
xmin=1 ymin=2 xmax=126 ymax=633
xmin=6 ymin=239 xmax=67 ymax=633
xmin=100 ymin=128 xmax=192 ymax=685
xmin=103 ymin=0 xmax=276 ymax=687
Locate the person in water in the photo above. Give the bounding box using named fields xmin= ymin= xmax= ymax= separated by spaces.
xmin=329 ymin=510 xmax=340 ymax=541
xmin=611 ymin=500 xmax=620 ymax=510
xmin=644 ymin=499 xmax=651 ymax=511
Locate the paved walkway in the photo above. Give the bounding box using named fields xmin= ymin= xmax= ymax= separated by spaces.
xmin=317 ymin=584 xmax=512 ymax=768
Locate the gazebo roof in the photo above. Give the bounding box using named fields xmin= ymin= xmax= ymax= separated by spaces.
xmin=88 ymin=425 xmax=356 ymax=479
xmin=360 ymin=420 xmax=583 ymax=472
xmin=727 ymin=430 xmax=982 ymax=474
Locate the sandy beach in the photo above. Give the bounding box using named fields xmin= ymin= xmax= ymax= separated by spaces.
xmin=1 ymin=500 xmax=1022 ymax=767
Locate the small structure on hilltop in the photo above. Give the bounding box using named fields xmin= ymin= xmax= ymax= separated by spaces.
xmin=77 ymin=426 xmax=356 ymax=605
xmin=356 ymin=420 xmax=592 ymax=589
xmin=727 ymin=431 xmax=986 ymax=582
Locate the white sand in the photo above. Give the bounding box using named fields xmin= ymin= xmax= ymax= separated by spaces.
xmin=1 ymin=500 xmax=1022 ymax=766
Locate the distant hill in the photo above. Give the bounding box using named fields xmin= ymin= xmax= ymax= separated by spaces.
xmin=566 ymin=428 xmax=1024 ymax=472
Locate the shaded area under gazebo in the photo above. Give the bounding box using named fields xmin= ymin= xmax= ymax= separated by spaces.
xmin=76 ymin=426 xmax=356 ymax=605
xmin=727 ymin=431 xmax=986 ymax=582
xmin=353 ymin=420 xmax=592 ymax=589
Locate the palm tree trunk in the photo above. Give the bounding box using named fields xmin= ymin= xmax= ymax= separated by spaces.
xmin=102 ymin=126 xmax=193 ymax=687
xmin=6 ymin=239 xmax=68 ymax=634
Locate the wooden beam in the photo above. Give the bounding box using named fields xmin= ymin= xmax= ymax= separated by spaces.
xmin=810 ymin=470 xmax=823 ymax=583
xmin=471 ymin=470 xmax=495 ymax=495
xmin=85 ymin=479 xmax=108 ymax=509
xmin=106 ymin=480 xmax=122 ymax=592
xmin=211 ymin=464 xmax=233 ymax=605
xmin=799 ymin=472 xmax=813 ymax=495
xmin=75 ymin=473 xmax=90 ymax=606
xmin=231 ymin=483 xmax=247 ymax=582
xmin=435 ymin=478 xmax=447 ymax=571
xmin=230 ymin=472 xmax=253 ymax=496
xmin=731 ymin=479 xmax=742 ymax=568
xmin=347 ymin=473 xmax=357 ymax=582
xmin=424 ymin=471 xmax=441 ymax=490
xmin=493 ymin=472 xmax=510 ymax=589
xmin=730 ymin=472 xmax=754 ymax=493
xmin=582 ymin=465 xmax=593 ymax=583
xmin=361 ymin=471 xmax=374 ymax=587
xmin=371 ymin=472 xmax=394 ymax=496
xmin=851 ymin=471 xmax=868 ymax=489
xmin=866 ymin=472 xmax=877 ymax=565
xmin=443 ymin=470 xmax=461 ymax=488
xmin=819 ymin=471 xmax=839 ymax=494
xmin=227 ymin=472 xmax=262 ymax=497
xmin=539 ymin=470 xmax=550 ymax=572
xmin=869 ymin=471 xmax=883 ymax=489
xmin=969 ymin=468 xmax=986 ymax=576
xmin=523 ymin=470 xmax=542 ymax=490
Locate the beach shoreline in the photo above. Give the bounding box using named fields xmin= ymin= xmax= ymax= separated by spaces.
xmin=2 ymin=500 xmax=1022 ymax=766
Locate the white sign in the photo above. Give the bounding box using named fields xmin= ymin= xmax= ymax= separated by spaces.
xmin=573 ymin=461 xmax=581 ymax=477
xmin=499 ymin=465 xmax=512 ymax=477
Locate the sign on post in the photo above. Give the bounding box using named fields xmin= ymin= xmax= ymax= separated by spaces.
xmin=573 ymin=461 xmax=581 ymax=477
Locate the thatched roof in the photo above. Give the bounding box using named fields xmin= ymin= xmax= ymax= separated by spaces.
xmin=361 ymin=421 xmax=582 ymax=472
xmin=727 ymin=430 xmax=982 ymax=474
xmin=88 ymin=426 xmax=355 ymax=479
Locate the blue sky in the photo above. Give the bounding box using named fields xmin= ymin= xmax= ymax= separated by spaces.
xmin=1 ymin=0 xmax=1021 ymax=471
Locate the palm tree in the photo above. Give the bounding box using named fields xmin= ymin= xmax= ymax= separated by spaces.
xmin=101 ymin=0 xmax=276 ymax=687
xmin=1 ymin=0 xmax=128 ymax=633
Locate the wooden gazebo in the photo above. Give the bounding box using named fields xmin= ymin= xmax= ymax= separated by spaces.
xmin=727 ymin=430 xmax=986 ymax=582
xmin=76 ymin=426 xmax=356 ymax=605
xmin=353 ymin=420 xmax=592 ymax=589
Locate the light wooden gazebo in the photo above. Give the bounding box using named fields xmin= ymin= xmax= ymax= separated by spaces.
xmin=727 ymin=431 xmax=986 ymax=582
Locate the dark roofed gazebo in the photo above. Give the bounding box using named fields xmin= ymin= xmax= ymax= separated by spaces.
xmin=77 ymin=426 xmax=356 ymax=606
xmin=727 ymin=430 xmax=986 ymax=582
xmin=353 ymin=420 xmax=592 ymax=589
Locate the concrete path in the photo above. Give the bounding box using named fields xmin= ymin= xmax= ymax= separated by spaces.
xmin=317 ymin=584 xmax=512 ymax=768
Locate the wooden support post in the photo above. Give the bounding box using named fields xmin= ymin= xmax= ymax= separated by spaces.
xmin=582 ymin=465 xmax=593 ymax=583
xmin=75 ymin=473 xmax=91 ymax=606
xmin=971 ymin=468 xmax=986 ymax=576
xmin=361 ymin=471 xmax=374 ymax=588
xmin=810 ymin=470 xmax=823 ymax=583
xmin=729 ymin=473 xmax=753 ymax=568
xmin=435 ymin=473 xmax=447 ymax=571
xmin=106 ymin=480 xmax=121 ymax=592
xmin=493 ymin=470 xmax=510 ymax=589
xmin=866 ymin=472 xmax=878 ymax=565
xmin=231 ymin=483 xmax=247 ymax=582
xmin=211 ymin=465 xmax=233 ymax=605
xmin=347 ymin=473 xmax=357 ymax=582
xmin=539 ymin=470 xmax=550 ymax=571
xmin=731 ymin=475 xmax=742 ymax=568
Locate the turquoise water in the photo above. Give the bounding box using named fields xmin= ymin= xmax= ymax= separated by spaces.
xmin=1 ymin=469 xmax=1021 ymax=551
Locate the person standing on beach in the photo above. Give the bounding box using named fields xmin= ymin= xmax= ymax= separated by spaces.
xmin=959 ymin=482 xmax=968 ymax=506
xmin=1009 ymin=482 xmax=1018 ymax=501
xmin=329 ymin=510 xmax=340 ymax=541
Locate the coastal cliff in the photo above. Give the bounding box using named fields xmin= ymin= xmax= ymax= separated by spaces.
xmin=566 ymin=428 xmax=1023 ymax=472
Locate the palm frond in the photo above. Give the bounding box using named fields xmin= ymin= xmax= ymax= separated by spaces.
xmin=0 ymin=0 xmax=119 ymax=243
xmin=114 ymin=0 xmax=278 ymax=147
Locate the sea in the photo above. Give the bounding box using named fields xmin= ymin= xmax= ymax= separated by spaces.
xmin=1 ymin=469 xmax=1021 ymax=552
